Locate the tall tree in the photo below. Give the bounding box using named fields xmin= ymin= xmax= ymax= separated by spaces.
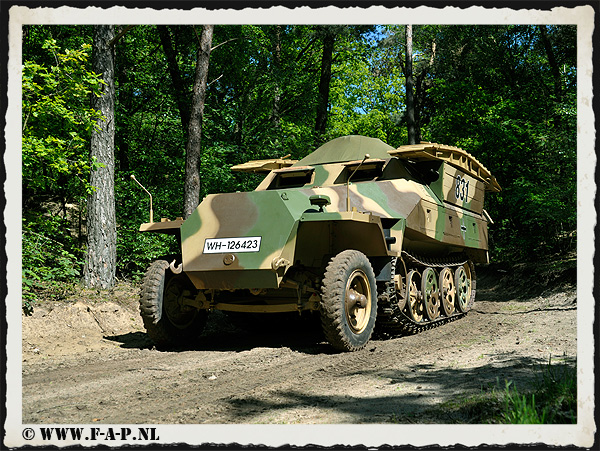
xmin=158 ymin=25 xmax=192 ymax=132
xmin=425 ymin=25 xmax=576 ymax=258
xmin=405 ymin=25 xmax=417 ymax=144
xmin=84 ymin=25 xmax=117 ymax=289
xmin=538 ymin=25 xmax=562 ymax=101
xmin=183 ymin=25 xmax=214 ymax=218
xmin=315 ymin=28 xmax=336 ymax=138
xmin=378 ymin=25 xmax=437 ymax=144
xmin=271 ymin=25 xmax=282 ymax=131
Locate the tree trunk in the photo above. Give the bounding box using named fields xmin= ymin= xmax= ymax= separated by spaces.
xmin=84 ymin=25 xmax=116 ymax=289
xmin=406 ymin=25 xmax=417 ymax=145
xmin=234 ymin=115 xmax=243 ymax=146
xmin=115 ymin=42 xmax=130 ymax=172
xmin=183 ymin=25 xmax=213 ymax=219
xmin=414 ymin=72 xmax=425 ymax=142
xmin=538 ymin=25 xmax=562 ymax=100
xmin=315 ymin=30 xmax=335 ymax=137
xmin=158 ymin=25 xmax=191 ymax=132
xmin=271 ymin=25 xmax=282 ymax=131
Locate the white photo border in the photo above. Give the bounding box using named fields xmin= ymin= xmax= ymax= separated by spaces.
xmin=5 ymin=3 xmax=596 ymax=448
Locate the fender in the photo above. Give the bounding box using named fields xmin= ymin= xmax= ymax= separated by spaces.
xmin=294 ymin=211 xmax=397 ymax=267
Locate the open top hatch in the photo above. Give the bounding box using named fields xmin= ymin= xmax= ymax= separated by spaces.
xmin=230 ymin=156 xmax=297 ymax=173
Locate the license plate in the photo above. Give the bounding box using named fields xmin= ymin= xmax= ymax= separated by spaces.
xmin=203 ymin=237 xmax=262 ymax=254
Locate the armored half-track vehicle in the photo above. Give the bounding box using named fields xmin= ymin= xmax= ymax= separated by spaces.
xmin=137 ymin=135 xmax=500 ymax=351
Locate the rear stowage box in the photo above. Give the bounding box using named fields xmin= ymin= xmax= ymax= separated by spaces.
xmin=388 ymin=142 xmax=501 ymax=213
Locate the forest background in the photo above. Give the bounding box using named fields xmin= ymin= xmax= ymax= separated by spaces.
xmin=21 ymin=24 xmax=577 ymax=305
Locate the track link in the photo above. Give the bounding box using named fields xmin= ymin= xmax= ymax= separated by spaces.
xmin=376 ymin=251 xmax=474 ymax=336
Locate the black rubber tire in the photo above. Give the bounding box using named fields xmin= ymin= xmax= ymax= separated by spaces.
xmin=320 ymin=250 xmax=377 ymax=352
xmin=139 ymin=259 xmax=207 ymax=348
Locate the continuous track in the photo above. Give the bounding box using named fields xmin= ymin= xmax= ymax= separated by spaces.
xmin=377 ymin=251 xmax=475 ymax=336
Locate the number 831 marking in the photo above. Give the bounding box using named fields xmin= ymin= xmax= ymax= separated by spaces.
xmin=455 ymin=174 xmax=470 ymax=201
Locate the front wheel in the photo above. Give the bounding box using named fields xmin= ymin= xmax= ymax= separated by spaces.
xmin=139 ymin=259 xmax=207 ymax=347
xmin=320 ymin=250 xmax=377 ymax=352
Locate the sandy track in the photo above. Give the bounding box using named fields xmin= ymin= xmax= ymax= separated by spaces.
xmin=22 ymin=275 xmax=576 ymax=424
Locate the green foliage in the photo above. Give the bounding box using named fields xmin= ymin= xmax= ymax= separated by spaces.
xmin=22 ymin=217 xmax=84 ymax=313
xmin=205 ymin=25 xmax=321 ymax=159
xmin=328 ymin=28 xmax=406 ymax=146
xmin=115 ymin=173 xmax=183 ymax=279
xmin=423 ymin=25 xmax=576 ymax=260
xmin=22 ymin=35 xmax=103 ymax=310
xmin=116 ymin=231 xmax=177 ymax=280
xmin=22 ymin=38 xmax=104 ymax=198
xmin=503 ymin=359 xmax=576 ymax=424
xmin=405 ymin=358 xmax=577 ymax=424
xmin=503 ymin=382 xmax=548 ymax=423
xmin=22 ymin=24 xmax=577 ymax=294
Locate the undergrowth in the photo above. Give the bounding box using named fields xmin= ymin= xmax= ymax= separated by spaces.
xmin=22 ymin=227 xmax=83 ymax=315
xmin=502 ymin=357 xmax=577 ymax=424
xmin=390 ymin=356 xmax=577 ymax=424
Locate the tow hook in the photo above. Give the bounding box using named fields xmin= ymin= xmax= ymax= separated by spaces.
xmin=170 ymin=260 xmax=183 ymax=274
xmin=271 ymin=257 xmax=290 ymax=271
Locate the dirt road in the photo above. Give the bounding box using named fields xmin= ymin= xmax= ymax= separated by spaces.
xmin=22 ymin=264 xmax=577 ymax=425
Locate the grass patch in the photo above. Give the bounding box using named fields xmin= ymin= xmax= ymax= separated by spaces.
xmin=389 ymin=357 xmax=577 ymax=424
xmin=503 ymin=357 xmax=576 ymax=424
xmin=438 ymin=391 xmax=505 ymax=423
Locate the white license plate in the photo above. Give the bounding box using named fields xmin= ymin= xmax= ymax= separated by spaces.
xmin=203 ymin=237 xmax=262 ymax=254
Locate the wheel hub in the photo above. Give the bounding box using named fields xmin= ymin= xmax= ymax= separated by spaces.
xmin=422 ymin=267 xmax=440 ymax=321
xmin=406 ymin=270 xmax=424 ymax=323
xmin=164 ymin=275 xmax=198 ymax=330
xmin=344 ymin=270 xmax=372 ymax=334
xmin=455 ymin=263 xmax=472 ymax=313
xmin=439 ymin=267 xmax=456 ymax=316
xmin=347 ymin=289 xmax=368 ymax=308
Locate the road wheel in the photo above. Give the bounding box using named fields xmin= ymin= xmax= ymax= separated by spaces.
xmin=455 ymin=262 xmax=473 ymax=313
xmin=395 ymin=257 xmax=408 ymax=311
xmin=320 ymin=250 xmax=377 ymax=352
xmin=139 ymin=259 xmax=207 ymax=347
xmin=422 ymin=267 xmax=440 ymax=321
xmin=406 ymin=270 xmax=424 ymax=323
xmin=439 ymin=267 xmax=456 ymax=317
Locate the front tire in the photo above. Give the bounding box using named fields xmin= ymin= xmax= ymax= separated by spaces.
xmin=139 ymin=259 xmax=207 ymax=347
xmin=320 ymin=250 xmax=377 ymax=352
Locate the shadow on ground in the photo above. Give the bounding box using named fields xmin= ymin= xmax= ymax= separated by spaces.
xmin=104 ymin=331 xmax=153 ymax=349
xmin=220 ymin=356 xmax=576 ymax=424
xmin=106 ymin=256 xmax=577 ymax=353
xmin=105 ymin=310 xmax=332 ymax=354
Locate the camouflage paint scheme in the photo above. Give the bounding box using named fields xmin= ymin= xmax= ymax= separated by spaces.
xmin=139 ymin=135 xmax=500 ymax=312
